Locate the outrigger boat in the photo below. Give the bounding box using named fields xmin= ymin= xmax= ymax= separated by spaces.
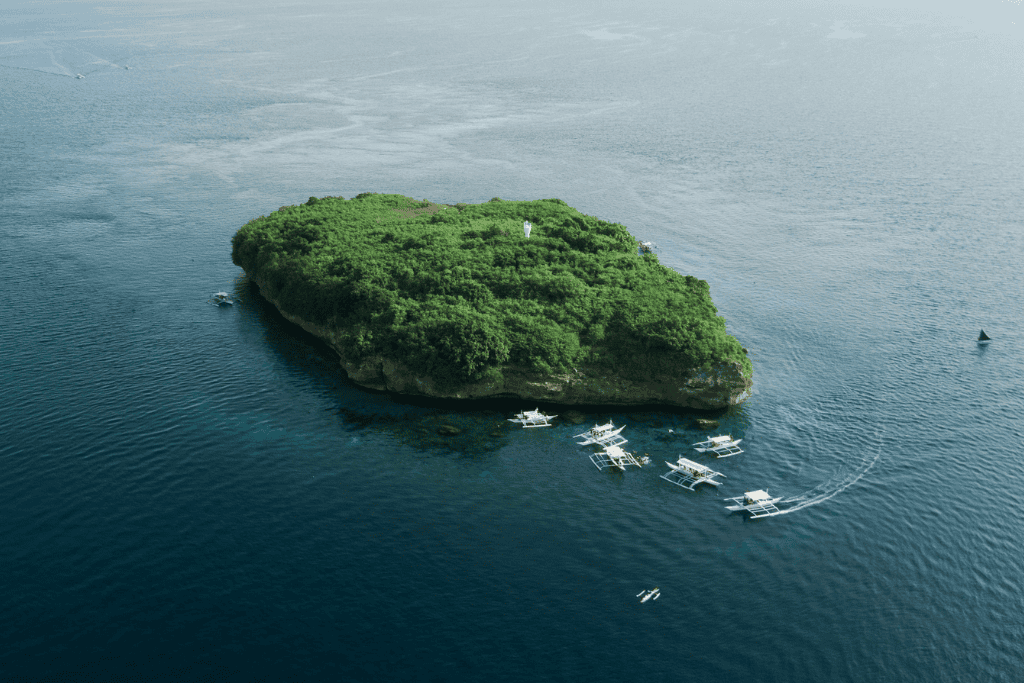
xmin=590 ymin=445 xmax=643 ymax=471
xmin=210 ymin=291 xmax=235 ymax=306
xmin=507 ymin=408 xmax=556 ymax=428
xmin=724 ymin=490 xmax=783 ymax=519
xmin=637 ymin=587 xmax=660 ymax=602
xmin=574 ymin=422 xmax=627 ymax=447
xmin=693 ymin=435 xmax=744 ymax=457
xmin=661 ymin=457 xmax=725 ymax=490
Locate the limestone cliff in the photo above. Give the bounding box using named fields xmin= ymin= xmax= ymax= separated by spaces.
xmin=249 ymin=275 xmax=751 ymax=409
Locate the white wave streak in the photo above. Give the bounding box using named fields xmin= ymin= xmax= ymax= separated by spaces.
xmin=776 ymin=429 xmax=884 ymax=515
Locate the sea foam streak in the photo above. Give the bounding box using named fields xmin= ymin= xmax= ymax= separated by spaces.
xmin=777 ymin=429 xmax=884 ymax=515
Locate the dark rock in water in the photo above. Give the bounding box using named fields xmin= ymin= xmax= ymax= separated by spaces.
xmin=563 ymin=410 xmax=587 ymax=424
xmin=437 ymin=424 xmax=461 ymax=436
xmin=695 ymin=418 xmax=720 ymax=430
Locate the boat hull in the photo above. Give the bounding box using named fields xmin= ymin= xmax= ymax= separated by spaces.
xmin=725 ymin=497 xmax=783 ymax=515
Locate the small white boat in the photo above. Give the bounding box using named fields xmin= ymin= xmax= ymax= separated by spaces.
xmin=693 ymin=435 xmax=744 ymax=457
xmin=210 ymin=291 xmax=234 ymax=306
xmin=661 ymin=457 xmax=725 ymax=490
xmin=590 ymin=445 xmax=642 ymax=471
xmin=75 ymin=74 xmax=85 ymax=79
xmin=638 ymin=587 xmax=660 ymax=603
xmin=575 ymin=422 xmax=627 ymax=446
xmin=507 ymin=408 xmax=556 ymax=428
xmin=724 ymin=490 xmax=783 ymax=518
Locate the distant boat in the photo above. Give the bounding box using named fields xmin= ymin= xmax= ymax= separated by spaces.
xmin=210 ymin=292 xmax=234 ymax=306
xmin=978 ymin=329 xmax=991 ymax=344
xmin=662 ymin=457 xmax=726 ymax=490
xmin=507 ymin=408 xmax=555 ymax=428
xmin=692 ymin=435 xmax=744 ymax=458
xmin=589 ymin=444 xmax=642 ymax=471
xmin=724 ymin=490 xmax=783 ymax=519
xmin=574 ymin=422 xmax=627 ymax=447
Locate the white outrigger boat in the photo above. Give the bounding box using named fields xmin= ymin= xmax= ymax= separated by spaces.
xmin=724 ymin=490 xmax=783 ymax=519
xmin=210 ymin=291 xmax=235 ymax=306
xmin=693 ymin=435 xmax=743 ymax=457
xmin=590 ymin=444 xmax=643 ymax=471
xmin=507 ymin=408 xmax=556 ymax=428
xmin=661 ymin=457 xmax=725 ymax=490
xmin=637 ymin=587 xmax=660 ymax=603
xmin=575 ymin=422 xmax=628 ymax=447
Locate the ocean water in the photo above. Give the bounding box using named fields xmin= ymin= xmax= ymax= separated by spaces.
xmin=2 ymin=1 xmax=1023 ymax=680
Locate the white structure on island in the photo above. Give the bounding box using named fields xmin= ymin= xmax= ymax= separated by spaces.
xmin=524 ymin=221 xmax=532 ymax=238
xmin=590 ymin=444 xmax=643 ymax=471
xmin=507 ymin=408 xmax=556 ymax=428
xmin=661 ymin=457 xmax=725 ymax=490
xmin=574 ymin=422 xmax=628 ymax=448
xmin=692 ymin=435 xmax=744 ymax=457
xmin=723 ymin=490 xmax=783 ymax=519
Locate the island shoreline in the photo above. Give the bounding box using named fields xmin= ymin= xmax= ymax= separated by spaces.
xmin=245 ymin=273 xmax=752 ymax=410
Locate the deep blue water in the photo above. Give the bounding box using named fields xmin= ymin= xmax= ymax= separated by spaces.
xmin=3 ymin=1 xmax=1023 ymax=681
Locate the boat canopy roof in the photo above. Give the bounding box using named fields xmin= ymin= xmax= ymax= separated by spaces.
xmin=711 ymin=436 xmax=733 ymax=443
xmin=676 ymin=457 xmax=708 ymax=471
xmin=746 ymin=490 xmax=773 ymax=501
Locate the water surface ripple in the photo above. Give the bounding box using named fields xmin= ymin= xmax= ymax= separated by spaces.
xmin=2 ymin=1 xmax=1023 ymax=681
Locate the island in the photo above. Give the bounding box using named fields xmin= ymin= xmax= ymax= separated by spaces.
xmin=231 ymin=193 xmax=752 ymax=409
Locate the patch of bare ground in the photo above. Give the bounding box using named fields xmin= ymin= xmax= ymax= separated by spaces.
xmin=392 ymin=202 xmax=453 ymax=219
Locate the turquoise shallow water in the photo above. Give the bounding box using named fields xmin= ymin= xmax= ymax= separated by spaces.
xmin=2 ymin=1 xmax=1023 ymax=680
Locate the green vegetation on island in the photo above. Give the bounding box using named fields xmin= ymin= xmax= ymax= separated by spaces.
xmin=231 ymin=193 xmax=751 ymax=391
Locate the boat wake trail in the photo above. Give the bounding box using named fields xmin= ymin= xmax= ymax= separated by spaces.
xmin=775 ymin=428 xmax=885 ymax=515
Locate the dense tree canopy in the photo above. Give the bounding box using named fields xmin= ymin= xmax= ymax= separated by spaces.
xmin=232 ymin=193 xmax=752 ymax=387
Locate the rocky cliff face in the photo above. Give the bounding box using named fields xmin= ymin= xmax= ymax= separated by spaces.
xmin=249 ymin=276 xmax=752 ymax=409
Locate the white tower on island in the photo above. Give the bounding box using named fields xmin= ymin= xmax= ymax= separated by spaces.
xmin=524 ymin=221 xmax=532 ymax=238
